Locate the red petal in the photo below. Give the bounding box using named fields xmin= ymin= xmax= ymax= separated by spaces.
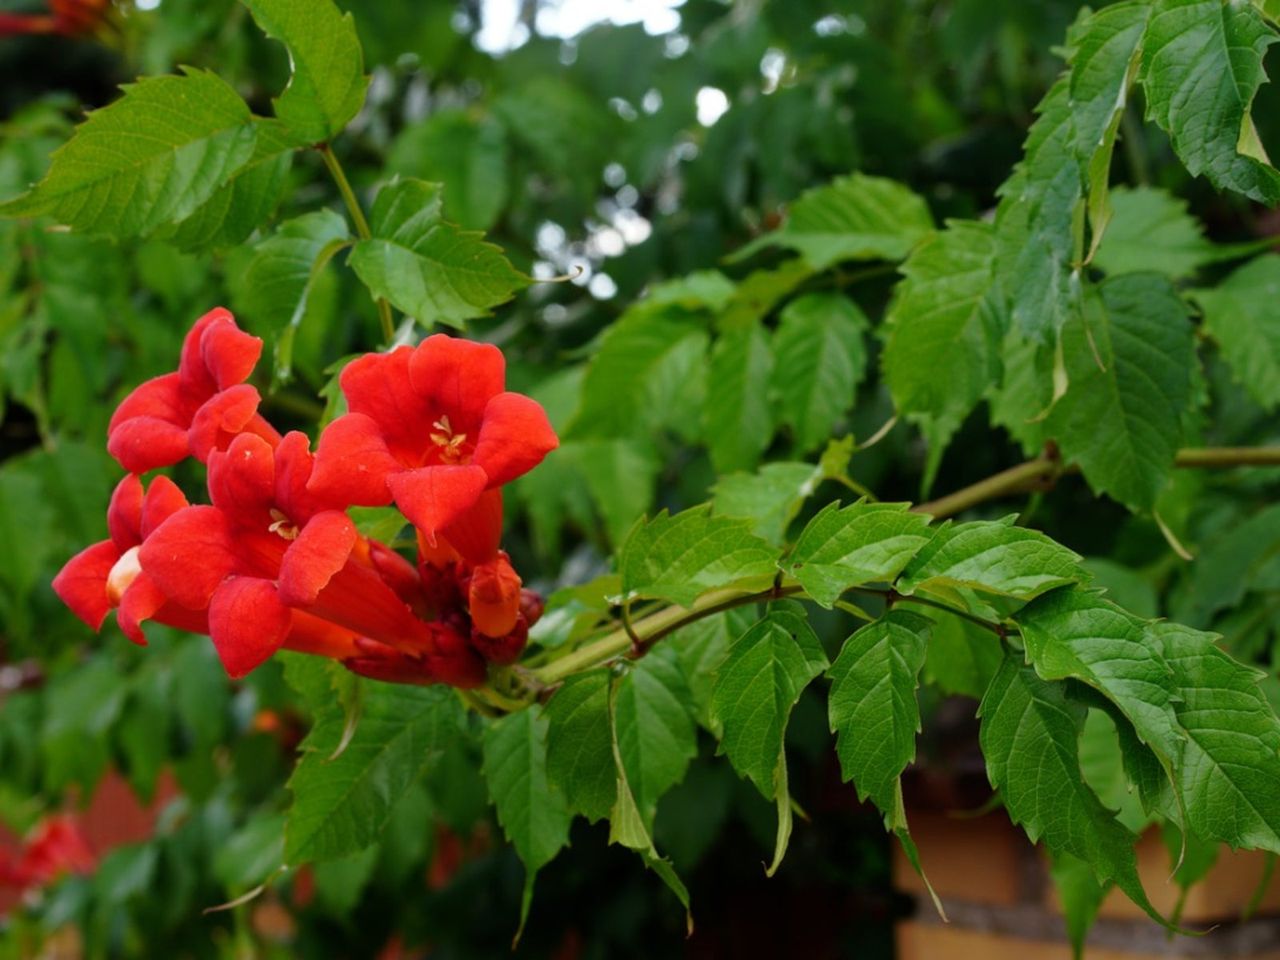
xmin=408 ymin=334 xmax=505 ymax=435
xmin=107 ymin=416 xmax=191 ymax=474
xmin=52 ymin=540 xmax=120 ymax=630
xmin=436 ymin=487 xmax=504 ymax=564
xmin=387 ymin=465 xmax=487 ymax=544
xmin=139 ymin=475 xmax=189 ymax=538
xmin=273 ymin=430 xmax=329 ymax=522
xmin=467 ymin=554 xmax=522 ymax=638
xmin=108 ymin=373 xmax=183 ymax=434
xmin=106 ymin=474 xmax=144 ymax=549
xmin=208 ymin=577 xmax=291 ymax=678
xmin=201 ymin=313 xmax=262 ymax=390
xmin=339 ymin=347 xmax=431 ymax=454
xmin=282 ymin=610 xmax=360 ymax=661
xmin=207 ymin=432 xmax=275 ymax=518
xmin=177 ymin=307 xmax=233 ymax=395
xmin=424 ymin=625 xmax=488 ymax=688
xmin=138 ymin=506 xmax=236 ymax=609
xmin=188 ymin=384 xmax=264 ymax=462
xmin=278 ymin=511 xmax=358 ymax=607
xmin=115 ymin=571 xmax=168 ymax=645
xmin=472 ymin=392 xmax=559 ymax=488
xmin=307 ymin=413 xmax=401 ymax=506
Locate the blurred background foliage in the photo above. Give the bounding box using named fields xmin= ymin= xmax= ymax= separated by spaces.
xmin=2 ymin=0 xmax=1280 ymax=956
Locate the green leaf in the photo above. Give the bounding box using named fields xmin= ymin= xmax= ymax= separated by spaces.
xmin=771 ymin=293 xmax=868 ymax=454
xmin=1049 ymin=852 xmax=1111 ymax=960
xmin=387 ymin=110 xmax=508 ymax=230
xmin=1174 ymin=503 xmax=1280 ymax=627
xmin=614 ymin=650 xmax=698 ymax=828
xmin=978 ymin=657 xmax=1163 ymax=923
xmin=709 ymin=608 xmax=829 ymax=873
xmin=883 ymin=219 xmax=997 ymax=457
xmin=543 ymin=670 xmax=616 ymax=823
xmin=285 ymin=683 xmax=462 ymax=863
xmin=483 ymin=708 xmax=572 ymax=933
xmin=1046 ymin=273 xmax=1195 ymax=511
xmin=922 ymin=609 xmax=1003 ymax=700
xmin=637 ymin=270 xmax=737 ymax=315
xmin=1140 ymin=0 xmax=1280 ymax=204
xmin=618 ymin=506 xmax=779 ymax=607
xmin=1194 ymin=255 xmax=1280 ymax=411
xmin=827 ymin=610 xmax=930 ymax=864
xmin=240 ymin=0 xmax=369 ymax=144
xmin=1093 ymin=186 xmax=1215 ymax=279
xmin=1153 ymin=622 xmax=1280 ymax=851
xmin=666 ymin=608 xmax=757 ymax=729
xmin=1015 ymin=587 xmax=1184 ymax=772
xmin=569 ymin=311 xmax=709 ymax=440
xmin=348 ymin=178 xmax=528 ymax=329
xmin=712 ymin=460 xmax=823 ymax=545
xmin=898 ymin=515 xmax=1082 ymax=602
xmin=783 ymin=501 xmax=934 ymax=608
xmin=731 ymin=173 xmax=934 ymax=270
xmin=0 ymin=69 xmax=256 ymax=237
xmin=158 ymin=119 xmax=294 ymax=252
xmin=705 ymin=320 xmax=774 ymax=472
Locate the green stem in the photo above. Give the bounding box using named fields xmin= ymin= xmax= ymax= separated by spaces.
xmin=317 ymin=143 xmax=395 ymax=344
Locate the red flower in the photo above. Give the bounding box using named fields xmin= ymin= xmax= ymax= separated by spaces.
xmin=107 ymin=307 xmax=279 ymax=474
xmin=139 ymin=431 xmax=484 ymax=684
xmin=0 ymin=0 xmax=109 ymax=36
xmin=5 ymin=816 xmax=95 ymax=891
xmin=308 ymin=335 xmax=558 ymax=562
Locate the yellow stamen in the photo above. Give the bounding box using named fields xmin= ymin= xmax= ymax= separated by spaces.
xmin=268 ymin=508 xmax=299 ymax=541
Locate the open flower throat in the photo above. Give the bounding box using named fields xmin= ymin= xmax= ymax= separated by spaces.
xmin=53 ymin=308 xmax=559 ymax=687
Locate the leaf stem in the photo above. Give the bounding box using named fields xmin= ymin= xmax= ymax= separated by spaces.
xmin=316 ymin=143 xmax=395 ymax=343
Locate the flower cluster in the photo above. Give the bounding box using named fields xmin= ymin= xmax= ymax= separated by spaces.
xmin=53 ymin=309 xmax=558 ymax=687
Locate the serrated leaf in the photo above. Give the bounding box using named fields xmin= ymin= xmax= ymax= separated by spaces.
xmin=1194 ymin=255 xmax=1280 ymax=411
xmin=731 ymin=173 xmax=934 ymax=270
xmin=978 ymin=657 xmax=1164 ymax=923
xmin=1015 ymin=587 xmax=1184 ymax=772
xmin=712 ymin=460 xmax=823 ymax=545
xmin=639 ymin=270 xmax=737 ymax=315
xmin=705 ymin=320 xmax=774 ymax=472
xmin=285 ymin=683 xmax=461 ymax=863
xmin=783 ymin=501 xmax=934 ymax=608
xmin=666 ymin=608 xmax=757 ymax=728
xmin=618 ymin=506 xmax=779 ymax=607
xmin=898 ymin=515 xmax=1082 ymax=601
xmin=1175 ymin=503 xmax=1280 ymax=627
xmin=574 ymin=439 xmax=659 ymax=547
xmin=240 ymin=0 xmax=369 ymax=144
xmin=482 ymin=708 xmax=573 ymax=938
xmin=1093 ymin=186 xmax=1215 ymax=279
xmin=709 ymin=608 xmax=828 ymax=873
xmin=1049 ymin=852 xmax=1111 ymax=960
xmin=614 ymin=650 xmax=698 ymax=829
xmin=1 ymin=68 xmax=256 ymax=237
xmin=543 ymin=670 xmax=615 ymax=823
xmin=388 ymin=109 xmax=508 ymax=230
xmin=883 ymin=219 xmax=997 ymax=458
xmin=772 ymin=293 xmax=868 ymax=454
xmin=1153 ymin=622 xmax=1280 ymax=851
xmin=922 ymin=609 xmax=1004 ymax=699
xmin=1046 ymin=273 xmax=1195 ymax=511
xmin=1140 ymin=0 xmax=1280 ymax=204
xmin=348 ymin=178 xmax=527 ymax=329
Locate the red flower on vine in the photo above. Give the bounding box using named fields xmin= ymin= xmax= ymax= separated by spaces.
xmin=107 ymin=307 xmax=279 ymax=474
xmin=0 ymin=815 xmax=95 ymax=895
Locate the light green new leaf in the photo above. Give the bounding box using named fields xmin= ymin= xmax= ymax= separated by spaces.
xmin=575 ymin=439 xmax=659 ymax=547
xmin=883 ymin=219 xmax=997 ymax=459
xmin=898 ymin=515 xmax=1083 ymax=602
xmin=784 ymin=501 xmax=934 ymax=608
xmin=827 ymin=611 xmax=930 ymax=865
xmin=388 ymin=110 xmax=509 ymax=230
xmin=618 ymin=506 xmax=778 ymax=607
xmin=1194 ymin=255 xmax=1280 ymax=410
xmin=348 ymin=178 xmax=528 ymax=328
xmin=772 ymin=293 xmax=868 ymax=454
xmin=285 ymin=683 xmax=462 ymax=863
xmin=614 ymin=651 xmax=698 ymax=829
xmin=542 ymin=670 xmax=615 ymax=823
xmin=713 ymin=460 xmax=823 ymax=545
xmin=978 ymin=657 xmax=1164 ymax=923
xmin=731 ymin=173 xmax=933 ymax=270
xmin=1140 ymin=0 xmax=1280 ymax=204
xmin=1153 ymin=622 xmax=1280 ymax=852
xmin=1015 ymin=587 xmax=1183 ymax=771
xmin=240 ymin=0 xmax=369 ymax=144
xmin=705 ymin=320 xmax=774 ymax=472
xmin=482 ymin=709 xmax=573 ymax=935
xmin=709 ymin=608 xmax=829 ymax=873
xmin=1046 ymin=273 xmax=1195 ymax=511
xmin=1093 ymin=186 xmax=1216 ymax=279
xmin=1 ymin=68 xmax=256 ymax=237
